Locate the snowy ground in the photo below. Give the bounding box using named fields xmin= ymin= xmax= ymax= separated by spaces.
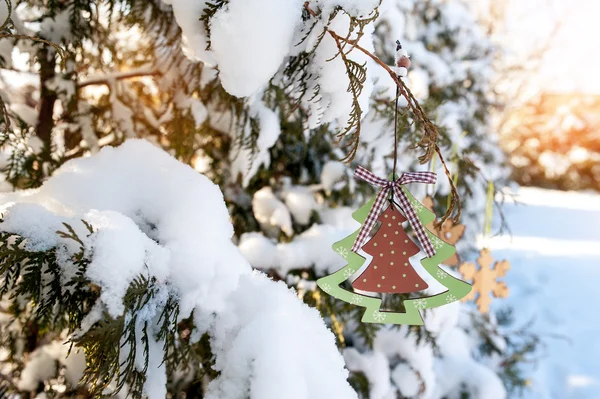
xmin=488 ymin=187 xmax=600 ymax=399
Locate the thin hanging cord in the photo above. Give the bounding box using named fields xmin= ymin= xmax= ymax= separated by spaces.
xmin=390 ymin=82 xmax=400 ymax=206
xmin=392 ymin=42 xmax=402 ymax=183
xmin=393 ymin=83 xmax=399 ymax=181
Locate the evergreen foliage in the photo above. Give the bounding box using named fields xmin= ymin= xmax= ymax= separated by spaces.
xmin=0 ymin=0 xmax=537 ymax=397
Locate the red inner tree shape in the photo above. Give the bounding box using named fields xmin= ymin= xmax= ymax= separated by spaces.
xmin=352 ymin=203 xmax=428 ymax=294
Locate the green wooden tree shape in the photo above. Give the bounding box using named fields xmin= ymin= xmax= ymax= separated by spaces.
xmin=317 ymin=185 xmax=472 ymax=325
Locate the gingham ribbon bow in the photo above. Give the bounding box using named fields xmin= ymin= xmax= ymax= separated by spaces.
xmin=352 ymin=166 xmax=437 ymax=257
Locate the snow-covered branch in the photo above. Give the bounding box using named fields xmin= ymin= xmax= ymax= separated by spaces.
xmin=78 ymin=68 xmax=161 ymax=88
xmin=0 ymin=140 xmax=356 ymax=398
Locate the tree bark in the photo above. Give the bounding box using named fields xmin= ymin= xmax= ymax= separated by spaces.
xmin=35 ymin=46 xmax=57 ymax=158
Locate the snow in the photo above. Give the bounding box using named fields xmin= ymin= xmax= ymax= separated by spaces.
xmin=161 ymin=0 xmax=215 ymax=65
xmin=321 ymin=160 xmax=346 ymax=192
xmin=39 ymin=9 xmax=73 ymax=43
xmin=252 ymin=186 xmax=293 ymax=237
xmin=210 ymin=0 xmax=304 ymax=97
xmin=84 ymin=210 xmax=171 ymax=317
xmin=315 ymin=0 xmax=380 ymax=16
xmin=190 ymin=98 xmax=208 ymax=127
xmin=0 ymin=1 xmax=9 ymax=26
xmin=391 ymin=364 xmax=420 ymax=397
xmin=280 ymin=181 xmax=319 ymax=225
xmin=0 ymin=140 xmax=357 ymax=399
xmin=319 ymin=207 xmax=360 ymax=231
xmin=18 ymin=350 xmax=58 ymax=391
xmin=344 ymin=349 xmax=392 ymax=398
xmin=230 ymin=99 xmax=281 ymax=187
xmin=486 ymin=187 xmax=600 ymax=399
xmin=18 ymin=341 xmax=85 ymax=391
xmin=165 ymin=0 xmax=380 ymax=102
xmin=240 ymin=224 xmax=349 ymax=275
xmin=10 ymin=103 xmax=38 ymax=126
xmin=336 ymin=308 xmax=508 ymax=399
xmin=206 ymin=271 xmax=356 ymax=399
xmin=238 ymin=233 xmax=278 ymax=269
xmin=305 ymin=13 xmax=375 ymax=129
xmin=0 ymin=203 xmax=66 ymax=251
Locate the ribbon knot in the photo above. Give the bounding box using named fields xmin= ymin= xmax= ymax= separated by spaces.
xmin=351 ymin=166 xmax=437 ymax=257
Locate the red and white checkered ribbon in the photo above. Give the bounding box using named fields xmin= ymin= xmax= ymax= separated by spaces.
xmin=352 ymin=166 xmax=437 ymax=257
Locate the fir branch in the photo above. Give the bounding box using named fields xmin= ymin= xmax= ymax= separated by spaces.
xmin=56 ymin=222 xmax=85 ymax=246
xmin=77 ymin=313 xmax=124 ymax=394
xmin=200 ymin=0 xmax=228 ymax=51
xmin=304 ymin=1 xmax=462 ymax=225
xmin=340 ymin=2 xmax=381 ymax=55
xmin=332 ymin=35 xmax=366 ymax=163
xmin=0 ymin=95 xmax=11 ymax=135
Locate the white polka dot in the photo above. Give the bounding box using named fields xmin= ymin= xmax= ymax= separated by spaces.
xmin=384 ymin=234 xmax=387 ymax=237
xmin=374 ymin=266 xmax=377 ymax=269
xmin=384 ymin=214 xmax=388 ymax=218
xmin=398 ymin=222 xmax=402 ymax=226
xmin=395 ymin=231 xmax=399 ymax=235
xmin=390 ymin=262 xmax=394 ymax=266
xmin=388 ymin=223 xmax=392 ymax=227
xmin=380 ymin=253 xmax=383 ymax=257
xmin=415 ymin=284 xmax=419 ymax=288
xmin=404 ymin=240 xmax=408 ymax=244
xmin=363 ymin=279 xmax=367 ymax=282
xmin=402 ymin=251 xmax=406 ymax=255
xmin=377 ymin=284 xmax=381 ymax=288
xmin=391 ymin=250 xmax=395 ymax=254
xmin=404 ymin=262 xmax=408 ymax=266
xmin=402 ymin=274 xmax=406 ymax=277
xmin=390 ymin=241 xmax=394 ymax=245
xmin=392 ymin=216 xmax=396 ymax=220
xmin=381 ymin=276 xmax=385 ymax=280
xmin=392 ymin=285 xmax=396 ymax=289
xmin=374 ymin=243 xmax=378 ymax=247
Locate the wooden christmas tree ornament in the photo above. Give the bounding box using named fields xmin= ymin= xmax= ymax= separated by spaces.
xmin=317 ymin=167 xmax=472 ymax=325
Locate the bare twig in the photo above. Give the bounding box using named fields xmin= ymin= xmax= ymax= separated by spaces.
xmin=78 ymin=68 xmax=162 ymax=88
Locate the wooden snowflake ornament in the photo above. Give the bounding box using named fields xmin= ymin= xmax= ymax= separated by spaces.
xmin=459 ymin=248 xmax=510 ymax=313
xmin=422 ymin=196 xmax=466 ymax=266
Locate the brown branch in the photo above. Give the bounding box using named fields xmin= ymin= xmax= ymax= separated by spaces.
xmin=0 ymin=96 xmax=11 ymax=134
xmin=78 ymin=69 xmax=162 ymax=88
xmin=0 ymin=34 xmax=68 ymax=68
xmin=303 ymin=2 xmax=461 ymax=224
xmin=36 ymin=45 xmax=57 ymax=158
xmin=0 ymin=25 xmax=69 ymax=136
